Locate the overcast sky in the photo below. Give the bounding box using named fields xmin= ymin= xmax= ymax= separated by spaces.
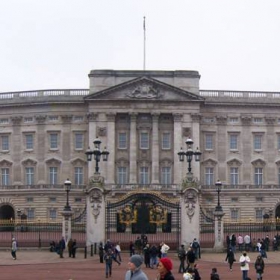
xmin=0 ymin=0 xmax=279 ymax=93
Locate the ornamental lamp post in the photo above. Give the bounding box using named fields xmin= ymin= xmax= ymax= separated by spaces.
xmin=215 ymin=180 xmax=223 ymax=211
xmin=178 ymin=137 xmax=201 ymax=181
xmin=85 ymin=137 xmax=109 ymax=174
xmin=64 ymin=179 xmax=72 ymax=212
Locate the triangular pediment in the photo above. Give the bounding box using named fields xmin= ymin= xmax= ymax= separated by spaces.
xmin=84 ymin=76 xmax=204 ymax=102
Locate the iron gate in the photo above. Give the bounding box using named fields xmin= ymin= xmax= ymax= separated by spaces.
xmin=106 ymin=192 xmax=180 ymax=249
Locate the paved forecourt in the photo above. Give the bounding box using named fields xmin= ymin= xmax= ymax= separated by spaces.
xmin=0 ymin=250 xmax=279 ymax=280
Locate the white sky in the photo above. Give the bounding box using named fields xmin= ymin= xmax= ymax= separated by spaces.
xmin=0 ymin=0 xmax=279 ymax=93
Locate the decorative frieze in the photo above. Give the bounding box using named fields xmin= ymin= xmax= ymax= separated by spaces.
xmin=35 ymin=115 xmax=47 ymax=124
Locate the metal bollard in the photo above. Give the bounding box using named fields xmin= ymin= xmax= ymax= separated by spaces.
xmin=84 ymin=246 xmax=87 ymax=259
xmin=94 ymin=242 xmax=97 ymax=254
xmin=91 ymin=244 xmax=93 ymax=256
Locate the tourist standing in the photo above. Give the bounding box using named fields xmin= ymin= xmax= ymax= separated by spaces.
xmin=178 ymin=244 xmax=186 ymax=273
xmin=239 ymin=251 xmax=250 ymax=280
xmin=11 ymin=237 xmax=17 ymax=260
xmin=155 ymin=257 xmax=175 ymax=280
xmin=58 ymin=236 xmax=66 ymax=258
xmin=124 ymin=254 xmax=148 ymax=280
xmin=115 ymin=242 xmax=122 ymax=262
xmin=72 ymin=239 xmax=77 ymax=258
xmin=254 ymin=255 xmax=265 ymax=280
xmin=160 ymin=242 xmax=170 ymax=258
xmin=67 ymin=238 xmax=73 ymax=257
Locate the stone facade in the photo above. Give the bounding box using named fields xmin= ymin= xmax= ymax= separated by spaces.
xmin=1 ymin=70 xmax=280 ymax=243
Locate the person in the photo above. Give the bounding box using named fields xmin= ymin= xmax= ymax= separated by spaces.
xmin=160 ymin=242 xmax=170 ymax=258
xmin=210 ymin=267 xmax=220 ymax=280
xmin=72 ymin=239 xmax=77 ymax=258
xmin=58 ymin=236 xmax=66 ymax=258
xmin=183 ymin=268 xmax=193 ymax=280
xmin=99 ymin=242 xmax=104 ymax=263
xmin=104 ymin=248 xmax=115 ymax=278
xmin=11 ymin=237 xmax=17 ymax=260
xmin=155 ymin=257 xmax=175 ymax=280
xmin=238 ymin=234 xmax=244 ymax=251
xmin=231 ymin=234 xmax=237 ymax=252
xmin=143 ymin=243 xmax=150 ymax=268
xmin=49 ymin=241 xmax=56 ymax=252
xmin=244 ymin=234 xmax=251 ymax=252
xmin=124 ymin=254 xmax=148 ymax=280
xmin=191 ymin=238 xmax=200 ymax=259
xmin=115 ymin=242 xmax=122 ymax=262
xmin=186 ymin=247 xmax=196 ymax=270
xmin=149 ymin=243 xmax=158 ymax=269
xmin=129 ymin=241 xmax=135 ymax=256
xmin=225 ymin=247 xmax=235 ymax=271
xmin=254 ymin=255 xmax=265 ymax=280
xmin=178 ymin=244 xmax=186 ymax=273
xmin=135 ymin=237 xmax=142 ymax=255
xmin=193 ymin=263 xmax=201 ymax=280
xmin=239 ymin=251 xmax=250 ymax=280
xmin=67 ymin=238 xmax=73 ymax=257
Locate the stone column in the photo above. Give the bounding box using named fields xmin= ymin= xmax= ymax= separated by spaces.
xmin=151 ymin=113 xmax=159 ymax=184
xmin=181 ymin=188 xmax=200 ymax=245
xmin=129 ymin=113 xmax=137 ymax=184
xmin=173 ymin=114 xmax=183 ymax=184
xmin=106 ymin=113 xmax=115 ymax=184
xmin=61 ymin=210 xmax=73 ymax=244
xmin=191 ymin=113 xmax=201 ymax=181
xmin=86 ymin=187 xmax=105 ymax=246
xmin=87 ymin=113 xmax=98 ymax=179
xmin=213 ymin=209 xmax=225 ymax=252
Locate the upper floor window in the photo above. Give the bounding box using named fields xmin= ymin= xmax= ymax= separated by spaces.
xmin=74 ymin=167 xmax=84 ymax=185
xmin=161 ymin=167 xmax=171 ymax=185
xmin=230 ymin=167 xmax=239 ymax=185
xmin=49 ymin=133 xmax=58 ymax=149
xmin=49 ymin=209 xmax=57 ymax=219
xmin=230 ymin=209 xmax=239 ymax=221
xmin=229 ymin=134 xmax=238 ymax=150
xmin=49 ymin=116 xmax=59 ymax=121
xmin=0 ymin=118 xmax=9 ymax=124
xmin=205 ymin=134 xmax=213 ymax=150
xmin=27 ymin=209 xmax=35 ymax=220
xmin=75 ymin=133 xmax=84 ymax=150
xmin=26 ymin=197 xmax=34 ymax=203
xmin=254 ymin=167 xmax=263 ymax=185
xmin=139 ymin=167 xmax=149 ymax=184
xmin=162 ymin=132 xmax=171 ymax=150
xmin=26 ymin=167 xmax=34 ymax=185
xmin=205 ymin=167 xmax=214 ymax=185
xmin=254 ymin=134 xmax=262 ymax=150
xmin=253 ymin=118 xmax=263 ymax=124
xmin=25 ymin=134 xmax=34 ymax=150
xmin=24 ymin=117 xmax=33 ymax=123
xmin=118 ymin=132 xmax=127 ymax=149
xmin=49 ymin=197 xmax=57 ymax=203
xmin=49 ymin=167 xmax=58 ymax=184
xmin=117 ymin=167 xmax=128 ymax=185
xmin=255 ymin=209 xmax=263 ymax=220
xmin=1 ymin=168 xmax=10 ymax=185
xmin=140 ymin=132 xmax=149 ymax=149
xmin=1 ymin=135 xmax=9 ymax=151
xmin=73 ymin=116 xmax=84 ymax=122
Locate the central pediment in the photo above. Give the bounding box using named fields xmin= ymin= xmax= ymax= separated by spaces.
xmin=84 ymin=76 xmax=204 ymax=102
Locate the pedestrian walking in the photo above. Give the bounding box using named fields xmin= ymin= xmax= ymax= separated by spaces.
xmin=104 ymin=249 xmax=114 ymax=278
xmin=67 ymin=238 xmax=73 ymax=257
xmin=155 ymin=257 xmax=175 ymax=280
xmin=225 ymin=247 xmax=235 ymax=271
xmin=129 ymin=241 xmax=135 ymax=256
xmin=124 ymin=254 xmax=148 ymax=280
xmin=72 ymin=239 xmax=77 ymax=258
xmin=239 ymin=251 xmax=250 ymax=280
xmin=149 ymin=243 xmax=158 ymax=269
xmin=193 ymin=263 xmax=201 ymax=280
xmin=11 ymin=237 xmax=17 ymax=260
xmin=254 ymin=255 xmax=265 ymax=280
xmin=186 ymin=247 xmax=196 ymax=270
xmin=178 ymin=244 xmax=186 ymax=273
xmin=115 ymin=242 xmax=122 ymax=262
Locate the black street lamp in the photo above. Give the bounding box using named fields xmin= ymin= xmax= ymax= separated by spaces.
xmin=215 ymin=180 xmax=223 ymax=211
xmin=64 ymin=179 xmax=72 ymax=211
xmin=85 ymin=137 xmax=109 ymax=174
xmin=178 ymin=137 xmax=201 ymax=179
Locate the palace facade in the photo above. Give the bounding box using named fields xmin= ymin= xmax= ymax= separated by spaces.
xmin=1 ymin=69 xmax=280 ymax=245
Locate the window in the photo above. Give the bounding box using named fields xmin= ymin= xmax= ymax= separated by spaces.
xmin=27 ymin=209 xmax=35 ymax=220
xmin=254 ymin=118 xmax=263 ymax=123
xmin=26 ymin=197 xmax=33 ymax=202
xmin=254 ymin=135 xmax=262 ymax=150
xmin=50 ymin=133 xmax=58 ymax=149
xmin=140 ymin=167 xmax=149 ymax=184
xmin=73 ymin=116 xmax=84 ymax=122
xmin=231 ymin=197 xmax=238 ymax=203
xmin=205 ymin=167 xmax=214 ymax=185
xmin=75 ymin=133 xmax=83 ymax=149
xmin=49 ymin=116 xmax=59 ymax=121
xmin=26 ymin=167 xmax=34 ymax=185
xmin=117 ymin=167 xmax=128 ymax=184
xmin=1 ymin=135 xmax=9 ymax=151
xmin=230 ymin=209 xmax=239 ymax=220
xmin=1 ymin=168 xmax=9 ymax=185
xmin=49 ymin=167 xmax=58 ymax=184
xmin=228 ymin=117 xmax=238 ymax=123
xmin=255 ymin=209 xmax=263 ymax=220
xmin=49 ymin=209 xmax=57 ymax=219
xmin=75 ymin=167 xmax=83 ymax=185
xmin=118 ymin=133 xmax=127 ymax=149
xmin=161 ymin=167 xmax=171 ymax=185
xmin=230 ymin=167 xmax=239 ymax=185
xmin=0 ymin=118 xmax=9 ymax=124
xmin=254 ymin=167 xmax=263 ymax=185
xmin=24 ymin=117 xmax=33 ymax=123
xmin=162 ymin=133 xmax=171 ymax=150
xmin=49 ymin=197 xmax=57 ymax=203
xmin=229 ymin=134 xmax=238 ymax=150
xmin=205 ymin=134 xmax=213 ymax=150
xmin=25 ymin=134 xmax=34 ymax=150
xmin=140 ymin=132 xmax=149 ymax=149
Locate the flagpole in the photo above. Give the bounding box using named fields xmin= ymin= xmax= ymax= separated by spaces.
xmin=143 ymin=16 xmax=146 ymax=71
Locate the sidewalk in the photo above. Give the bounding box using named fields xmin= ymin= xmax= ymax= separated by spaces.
xmin=0 ymin=249 xmax=279 ymax=266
